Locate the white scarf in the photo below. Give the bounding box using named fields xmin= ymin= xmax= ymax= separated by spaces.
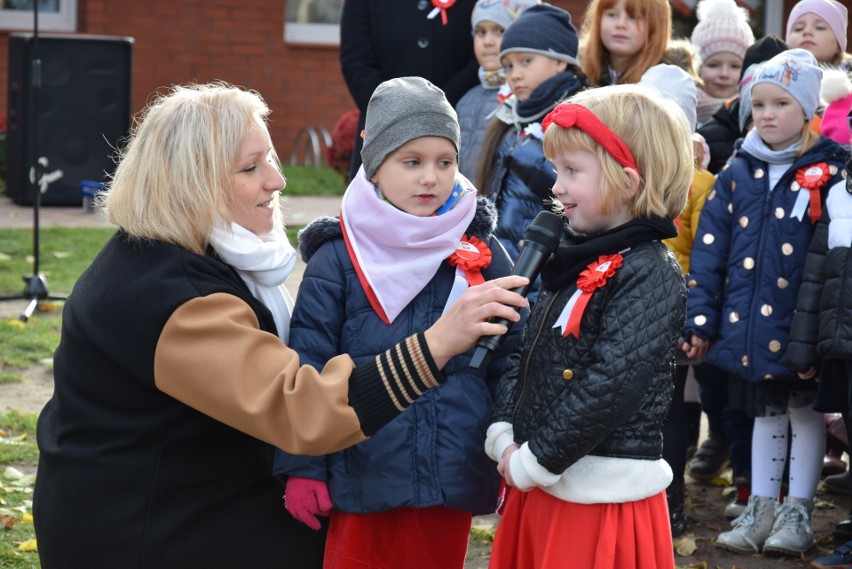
xmin=209 ymin=221 xmax=297 ymax=343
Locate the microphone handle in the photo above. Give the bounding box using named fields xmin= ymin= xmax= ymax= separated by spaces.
xmin=468 ymin=240 xmax=550 ymax=369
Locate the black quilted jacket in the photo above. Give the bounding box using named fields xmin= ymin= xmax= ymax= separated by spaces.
xmin=491 ymin=218 xmax=685 ymax=475
xmin=787 ymin=175 xmax=852 ymax=372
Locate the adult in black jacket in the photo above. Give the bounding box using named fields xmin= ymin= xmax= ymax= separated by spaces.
xmin=340 ymin=0 xmax=479 ymax=180
xmin=31 ymin=81 xmax=527 ymax=569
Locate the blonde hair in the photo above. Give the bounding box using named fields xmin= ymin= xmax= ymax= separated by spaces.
xmin=101 ymin=82 xmax=281 ymax=255
xmin=579 ymin=0 xmax=672 ymax=86
xmin=798 ymin=121 xmax=821 ymax=157
xmin=543 ymin=85 xmax=693 ymax=219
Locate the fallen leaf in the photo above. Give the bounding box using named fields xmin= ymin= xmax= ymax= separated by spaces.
xmin=674 ymin=533 xmax=697 ymax=556
xmin=51 ymin=251 xmax=70 ymax=258
xmin=3 ymin=467 xmax=24 ymax=480
xmin=709 ymin=475 xmax=730 ymax=487
xmin=1 ymin=516 xmax=19 ymax=530
xmin=17 ymin=538 xmax=37 ymax=551
xmin=22 ymin=513 xmax=33 ymax=523
xmin=38 ymin=302 xmax=60 ymax=312
xmin=4 ymin=319 xmax=25 ymax=329
xmin=0 ymin=253 xmax=10 ymax=261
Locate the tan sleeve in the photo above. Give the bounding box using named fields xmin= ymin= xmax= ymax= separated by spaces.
xmin=154 ymin=293 xmax=367 ymax=456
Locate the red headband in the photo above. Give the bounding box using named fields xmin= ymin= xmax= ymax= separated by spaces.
xmin=542 ymin=103 xmax=640 ymax=175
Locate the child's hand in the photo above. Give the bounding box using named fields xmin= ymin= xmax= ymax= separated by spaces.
xmin=424 ymin=275 xmax=529 ymax=368
xmin=798 ymin=367 xmax=817 ymax=380
xmin=683 ymin=335 xmax=709 ymax=362
xmin=283 ymin=476 xmax=332 ymax=531
xmin=498 ymin=443 xmax=520 ymax=487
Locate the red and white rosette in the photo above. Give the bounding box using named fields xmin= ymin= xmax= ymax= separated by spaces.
xmin=795 ymin=162 xmax=830 ymax=224
xmin=427 ymin=0 xmax=456 ymax=25
xmin=447 ymin=235 xmax=492 ymax=286
xmin=554 ymin=253 xmax=623 ymax=339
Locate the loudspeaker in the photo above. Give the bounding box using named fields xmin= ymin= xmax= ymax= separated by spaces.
xmin=6 ymin=33 xmax=133 ymax=206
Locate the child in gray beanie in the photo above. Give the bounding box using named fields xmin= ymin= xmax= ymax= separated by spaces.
xmin=360 ymin=76 xmax=461 ymax=179
xmin=273 ymin=74 xmax=523 ymax=569
xmin=686 ymin=46 xmax=849 ymax=559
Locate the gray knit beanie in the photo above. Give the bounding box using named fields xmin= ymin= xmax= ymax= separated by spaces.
xmin=471 ymin=0 xmax=540 ymax=31
xmin=498 ymin=3 xmax=579 ymax=66
xmin=360 ymin=76 xmax=461 ymax=178
xmin=751 ymin=48 xmax=822 ymax=120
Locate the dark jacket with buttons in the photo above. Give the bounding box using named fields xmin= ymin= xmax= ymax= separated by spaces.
xmin=684 ymin=137 xmax=848 ymax=382
xmin=787 ymin=173 xmax=852 ymax=372
xmin=491 ymin=220 xmax=685 ymax=474
xmin=340 ymin=0 xmax=479 ymax=177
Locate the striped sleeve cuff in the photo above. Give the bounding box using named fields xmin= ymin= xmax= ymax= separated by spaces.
xmin=348 ymin=333 xmax=445 ymax=436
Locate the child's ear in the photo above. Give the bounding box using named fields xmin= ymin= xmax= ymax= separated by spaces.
xmin=623 ymin=167 xmax=641 ymax=199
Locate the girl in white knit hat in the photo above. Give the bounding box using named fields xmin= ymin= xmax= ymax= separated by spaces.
xmin=690 ymin=0 xmax=755 ymax=127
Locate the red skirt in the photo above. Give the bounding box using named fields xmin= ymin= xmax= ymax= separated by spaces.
xmin=489 ymin=487 xmax=674 ymax=569
xmin=323 ymin=506 xmax=472 ymax=569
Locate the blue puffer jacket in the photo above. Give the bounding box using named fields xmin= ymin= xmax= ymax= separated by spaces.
xmin=273 ymin=198 xmax=523 ymax=515
xmin=486 ymin=128 xmax=555 ymax=260
xmin=684 ymin=136 xmax=848 ymax=382
xmin=484 ymin=70 xmax=585 ymax=262
xmin=456 ymin=82 xmax=499 ymax=182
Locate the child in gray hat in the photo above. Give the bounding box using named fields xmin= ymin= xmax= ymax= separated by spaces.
xmin=273 ymin=76 xmax=525 ymax=569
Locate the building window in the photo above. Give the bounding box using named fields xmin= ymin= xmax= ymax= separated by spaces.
xmin=1 ymin=0 xmax=77 ymax=32
xmin=284 ymin=0 xmax=343 ymax=46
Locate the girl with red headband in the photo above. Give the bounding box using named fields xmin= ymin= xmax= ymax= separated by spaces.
xmin=485 ymin=84 xmax=693 ymax=568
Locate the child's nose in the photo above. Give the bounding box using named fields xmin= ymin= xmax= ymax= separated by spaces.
xmin=421 ymin=166 xmax=438 ymax=185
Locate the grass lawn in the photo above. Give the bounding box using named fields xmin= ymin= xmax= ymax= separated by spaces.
xmin=0 ymin=220 xmax=308 ymax=568
xmin=0 ymin=204 xmax=499 ymax=567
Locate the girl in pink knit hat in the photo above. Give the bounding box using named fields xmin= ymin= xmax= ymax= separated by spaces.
xmin=785 ymin=0 xmax=850 ymax=67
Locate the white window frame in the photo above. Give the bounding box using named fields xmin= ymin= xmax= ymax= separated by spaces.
xmin=283 ymin=1 xmax=341 ymax=46
xmin=0 ymin=1 xmax=77 ymax=32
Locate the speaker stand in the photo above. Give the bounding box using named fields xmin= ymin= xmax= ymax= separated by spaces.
xmin=0 ymin=3 xmax=67 ymax=322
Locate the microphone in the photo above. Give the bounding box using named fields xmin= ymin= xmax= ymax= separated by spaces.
xmin=470 ymin=210 xmax=563 ymax=369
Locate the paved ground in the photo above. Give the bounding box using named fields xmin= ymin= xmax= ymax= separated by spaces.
xmin=0 ymin=194 xmax=341 ymax=230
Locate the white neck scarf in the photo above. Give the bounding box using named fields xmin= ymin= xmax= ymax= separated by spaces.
xmin=209 ymin=221 xmax=297 ymax=343
xmin=340 ymin=167 xmax=477 ymax=324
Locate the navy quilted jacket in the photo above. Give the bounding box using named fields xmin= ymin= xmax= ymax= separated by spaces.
xmin=273 ymin=198 xmax=523 ymax=515
xmin=684 ymin=137 xmax=848 ymax=382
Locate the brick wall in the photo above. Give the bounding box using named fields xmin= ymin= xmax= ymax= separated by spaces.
xmin=0 ymin=0 xmax=827 ymax=163
xmin=0 ymin=0 xmax=589 ymax=162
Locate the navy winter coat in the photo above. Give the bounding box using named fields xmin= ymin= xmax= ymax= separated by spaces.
xmin=684 ymin=137 xmax=848 ymax=382
xmin=273 ymin=198 xmax=523 ymax=515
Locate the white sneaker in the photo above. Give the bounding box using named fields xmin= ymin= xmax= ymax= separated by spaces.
xmin=763 ymin=496 xmax=815 ymax=556
xmin=716 ymin=495 xmax=776 ymax=553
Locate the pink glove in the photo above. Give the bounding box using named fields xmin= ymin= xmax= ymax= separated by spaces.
xmin=284 ymin=476 xmax=332 ymax=531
